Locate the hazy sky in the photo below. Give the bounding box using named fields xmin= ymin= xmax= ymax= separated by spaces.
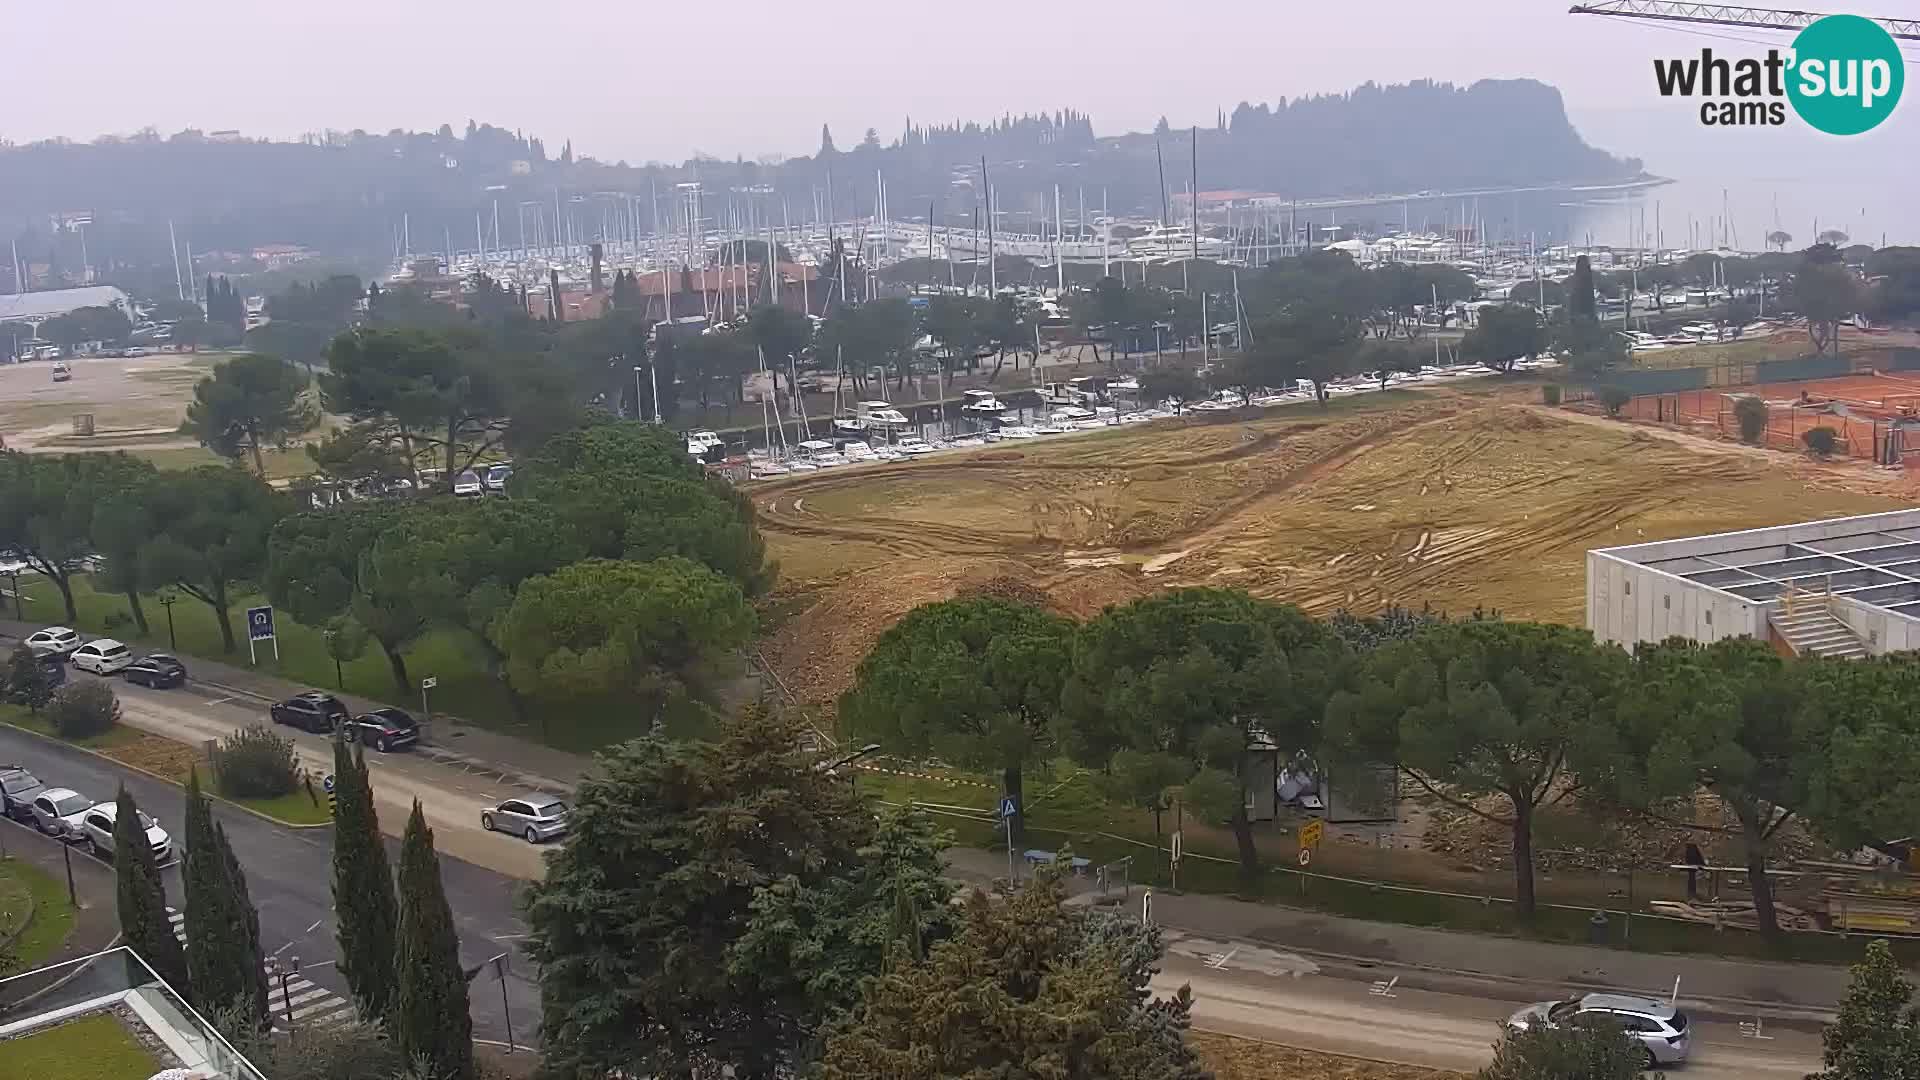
xmin=15 ymin=0 xmax=1897 ymax=162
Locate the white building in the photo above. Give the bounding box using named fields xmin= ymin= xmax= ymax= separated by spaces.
xmin=0 ymin=284 xmax=132 ymax=328
xmin=1588 ymin=509 xmax=1920 ymax=659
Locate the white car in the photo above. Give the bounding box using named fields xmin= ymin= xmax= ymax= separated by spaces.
xmin=452 ymin=470 xmax=484 ymax=497
xmin=78 ymin=801 xmax=173 ymax=863
xmin=71 ymin=638 xmax=133 ymax=675
xmin=25 ymin=626 xmax=81 ymax=660
xmin=483 ymin=463 xmax=512 ymax=491
xmin=30 ymin=787 xmax=95 ymax=840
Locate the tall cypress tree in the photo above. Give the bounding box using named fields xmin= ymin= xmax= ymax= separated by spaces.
xmin=1568 ymin=255 xmax=1597 ymax=321
xmin=113 ymin=786 xmax=189 ymax=994
xmin=182 ymin=770 xmax=264 ymax=1023
xmin=393 ymin=801 xmax=474 ymax=1080
xmin=217 ymin=820 xmax=270 ymax=1026
xmin=331 ymin=732 xmax=398 ymax=1022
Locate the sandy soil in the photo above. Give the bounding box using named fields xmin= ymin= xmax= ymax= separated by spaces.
xmin=757 ymin=384 xmax=1912 ymax=705
xmin=0 ymin=351 xmax=224 ymax=451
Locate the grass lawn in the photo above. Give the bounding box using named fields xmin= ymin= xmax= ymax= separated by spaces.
xmin=0 ymin=706 xmax=333 ymax=827
xmin=0 ymin=858 xmax=77 ymax=971
xmin=0 ymin=1012 xmax=163 ymax=1080
xmin=16 ymin=572 xmax=523 ymax=737
xmin=118 ymin=444 xmax=315 ymax=481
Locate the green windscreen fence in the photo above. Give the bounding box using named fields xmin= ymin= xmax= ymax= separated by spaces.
xmin=1755 ymin=354 xmax=1851 ymax=383
xmin=1599 ymin=368 xmax=1711 ymax=395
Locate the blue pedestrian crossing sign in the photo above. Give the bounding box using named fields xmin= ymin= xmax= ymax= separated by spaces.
xmin=999 ymin=797 xmax=1018 ymax=819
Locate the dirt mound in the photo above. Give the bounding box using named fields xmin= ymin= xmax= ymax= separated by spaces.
xmin=961 ymin=574 xmax=1055 ymax=610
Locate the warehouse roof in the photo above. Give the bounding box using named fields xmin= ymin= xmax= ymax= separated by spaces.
xmin=1594 ymin=509 xmax=1920 ymax=617
xmin=0 ymin=285 xmax=131 ymax=323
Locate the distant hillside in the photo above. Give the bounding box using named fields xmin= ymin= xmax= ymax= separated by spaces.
xmin=0 ymin=80 xmax=1639 ymax=285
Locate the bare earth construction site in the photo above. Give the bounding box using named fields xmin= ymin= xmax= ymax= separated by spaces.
xmin=759 ymin=382 xmax=1912 ymax=704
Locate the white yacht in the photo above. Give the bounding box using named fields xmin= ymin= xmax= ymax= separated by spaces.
xmin=895 ymin=434 xmax=938 ymax=456
xmin=831 ymin=415 xmax=869 ymax=436
xmin=686 ymin=430 xmax=724 ymax=457
xmin=1049 ymin=406 xmax=1096 ymax=424
xmin=796 ymin=439 xmax=847 ymax=467
xmin=749 ymin=462 xmax=791 ymax=479
xmin=997 ymin=425 xmax=1040 ymax=439
xmin=960 ymin=389 xmax=1003 ymax=415
xmin=855 ymin=400 xmax=911 ymax=428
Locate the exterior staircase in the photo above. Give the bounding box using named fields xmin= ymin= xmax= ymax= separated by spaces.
xmin=1769 ymin=595 xmax=1871 ymax=659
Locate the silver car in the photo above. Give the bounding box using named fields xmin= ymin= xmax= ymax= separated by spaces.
xmin=78 ymin=801 xmax=173 ymax=864
xmin=29 ymin=787 xmax=96 ymax=840
xmin=1507 ymin=992 xmax=1690 ymax=1068
xmin=1 ymin=766 xmax=47 ymax=821
xmin=481 ymin=795 xmax=570 ymax=844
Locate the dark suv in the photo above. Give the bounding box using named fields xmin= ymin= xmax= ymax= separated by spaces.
xmin=269 ymin=691 xmax=350 ymax=734
xmin=341 ymin=707 xmax=419 ymax=753
xmin=1 ymin=766 xmax=47 ymax=822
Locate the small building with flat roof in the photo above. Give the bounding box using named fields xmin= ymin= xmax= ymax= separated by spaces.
xmin=1588 ymin=509 xmax=1920 ymax=659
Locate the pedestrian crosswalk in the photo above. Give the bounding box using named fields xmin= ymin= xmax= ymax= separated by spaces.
xmin=165 ymin=908 xmax=356 ymax=1028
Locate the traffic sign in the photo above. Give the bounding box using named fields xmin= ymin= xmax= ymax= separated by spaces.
xmin=998 ymin=797 xmax=1018 ymax=819
xmin=1299 ymin=818 xmax=1325 ymax=851
xmin=1170 ymin=830 xmax=1183 ymax=863
xmin=246 ymin=605 xmax=276 ymax=641
xmin=421 ymin=676 xmax=438 ymax=690
xmin=1298 ymin=848 xmax=1312 ymax=867
xmin=322 ymin=773 xmax=335 ymax=794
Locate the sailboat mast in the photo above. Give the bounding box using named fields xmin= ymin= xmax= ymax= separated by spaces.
xmin=1189 ymin=125 xmax=1199 ymax=293
xmin=982 ymin=157 xmax=996 ymax=296
xmin=1054 ymin=184 xmax=1065 ymax=294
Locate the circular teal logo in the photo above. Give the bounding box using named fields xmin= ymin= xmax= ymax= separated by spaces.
xmin=1786 ymin=14 xmax=1904 ymax=135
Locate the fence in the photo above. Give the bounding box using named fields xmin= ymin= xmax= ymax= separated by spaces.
xmin=1617 ymin=390 xmax=1888 ymax=462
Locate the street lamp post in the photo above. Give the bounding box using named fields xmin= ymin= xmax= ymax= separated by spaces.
xmin=157 ymin=592 xmax=179 ymax=651
xmin=324 ymin=627 xmax=342 ymax=688
xmin=3 ymin=568 xmax=21 ymax=619
xmin=632 ymin=365 xmax=645 ymax=421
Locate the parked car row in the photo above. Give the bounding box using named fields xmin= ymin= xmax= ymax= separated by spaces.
xmin=24 ymin=626 xmax=186 ymax=687
xmin=267 ymin=691 xmax=419 ymax=753
xmin=0 ymin=764 xmax=173 ymax=863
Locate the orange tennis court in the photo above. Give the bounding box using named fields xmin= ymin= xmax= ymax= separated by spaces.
xmin=1620 ymin=371 xmax=1920 ymax=465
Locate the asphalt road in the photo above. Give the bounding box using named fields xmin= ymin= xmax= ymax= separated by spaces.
xmin=0 ymin=725 xmax=543 ymax=1050
xmin=99 ymin=672 xmax=548 ymax=880
xmin=1153 ymin=935 xmax=1823 ymax=1077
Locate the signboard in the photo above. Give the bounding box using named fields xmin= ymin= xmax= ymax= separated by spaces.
xmin=322 ymin=773 xmax=335 ymax=794
xmin=998 ymin=797 xmax=1018 ymax=820
xmin=1170 ymin=830 xmax=1184 ymax=864
xmin=421 ymin=676 xmax=439 ymax=690
xmin=1299 ymin=818 xmax=1325 ymax=851
xmin=245 ymin=605 xmax=278 ymax=664
xmin=1298 ymin=848 xmax=1312 ymax=867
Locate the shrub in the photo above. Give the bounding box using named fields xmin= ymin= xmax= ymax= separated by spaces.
xmin=1803 ymin=425 xmax=1840 ymax=458
xmin=1598 ymin=385 xmax=1630 ymax=417
xmin=6 ymin=645 xmax=53 ymax=714
xmin=1734 ymin=395 xmax=1771 ymax=443
xmin=211 ymin=723 xmax=299 ymax=798
xmin=1541 ymin=384 xmax=1562 ymax=406
xmin=48 ymin=680 xmax=122 ymax=738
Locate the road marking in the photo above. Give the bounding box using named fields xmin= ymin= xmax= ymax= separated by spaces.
xmin=167 ymin=907 xmax=357 ymax=1029
xmin=1204 ymin=947 xmax=1238 ymax=970
xmin=305 ymin=919 xmax=325 ymax=934
xmin=1368 ymin=976 xmax=1400 ymax=998
xmin=204 ymin=697 xmax=234 ymax=707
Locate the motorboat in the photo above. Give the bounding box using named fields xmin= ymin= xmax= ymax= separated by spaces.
xmin=749 ymin=462 xmax=791 ymax=479
xmin=841 ymin=441 xmax=879 ymax=463
xmin=686 ymin=430 xmax=724 ymax=457
xmin=796 ymin=439 xmax=847 ymax=467
xmin=1107 ymin=377 xmax=1140 ymax=392
xmin=998 ymin=425 xmax=1040 ymax=439
xmin=895 ymin=434 xmax=939 ymax=456
xmin=1049 ymin=406 xmax=1095 ymax=424
xmin=1031 ymin=422 xmax=1070 ymax=435
xmin=960 ymin=389 xmax=1004 ymax=414
xmin=1041 ymin=382 xmax=1081 ymax=406
xmin=831 ymin=416 xmax=869 ymax=436
xmin=855 ymin=400 xmax=911 ymax=428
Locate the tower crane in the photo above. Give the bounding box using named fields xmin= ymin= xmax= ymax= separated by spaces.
xmin=1568 ymin=2 xmax=1919 ymax=40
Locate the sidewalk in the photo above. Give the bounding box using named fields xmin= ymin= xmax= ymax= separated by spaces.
xmin=945 ymin=845 xmax=1849 ymax=1021
xmin=0 ymin=619 xmax=595 ymax=791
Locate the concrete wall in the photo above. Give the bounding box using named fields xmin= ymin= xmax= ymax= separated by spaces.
xmin=1828 ymin=594 xmax=1920 ymax=655
xmin=1587 ymin=549 xmax=1764 ymax=651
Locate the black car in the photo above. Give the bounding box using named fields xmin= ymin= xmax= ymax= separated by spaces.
xmin=342 ymin=707 xmax=419 ymax=753
xmin=269 ymin=691 xmax=350 ymax=734
xmin=123 ymin=653 xmax=188 ymax=689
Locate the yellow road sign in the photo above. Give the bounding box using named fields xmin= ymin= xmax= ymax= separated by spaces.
xmin=1299 ymin=818 xmax=1325 ymax=851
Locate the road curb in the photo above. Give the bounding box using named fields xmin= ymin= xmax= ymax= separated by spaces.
xmin=0 ymin=721 xmax=332 ymax=831
xmin=191 ymin=678 xmax=573 ymax=794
